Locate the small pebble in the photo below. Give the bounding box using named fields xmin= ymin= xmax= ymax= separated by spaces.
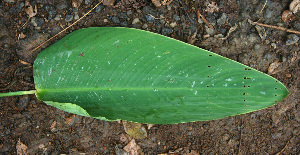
xmin=84 ymin=0 xmax=90 ymax=5
xmin=31 ymin=17 xmax=44 ymax=29
xmin=217 ymin=13 xmax=227 ymax=25
xmin=271 ymin=43 xmax=277 ymax=49
xmin=170 ymin=22 xmax=177 ymax=28
xmin=120 ymin=21 xmax=127 ymax=27
xmin=173 ymin=14 xmax=180 ymax=21
xmin=142 ymin=24 xmax=148 ymax=29
xmin=205 ymin=27 xmax=214 ymax=35
xmin=198 ymin=18 xmax=203 ymax=24
xmin=56 ymin=0 xmax=68 ymax=10
xmin=132 ymin=18 xmax=140 ymax=25
xmin=65 ymin=15 xmax=73 ymax=22
xmin=161 ymin=28 xmax=173 ymax=35
xmin=145 ymin=15 xmax=154 ymax=23
xmin=286 ymin=34 xmax=299 ymax=45
xmin=127 ymin=10 xmax=133 ymax=15
xmin=112 ymin=16 xmax=120 ymax=24
xmin=74 ymin=14 xmax=79 ymax=20
xmin=54 ymin=15 xmax=61 ymax=21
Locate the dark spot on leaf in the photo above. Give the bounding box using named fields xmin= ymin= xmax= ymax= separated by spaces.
xmin=79 ymin=53 xmax=84 ymax=56
xmin=209 ymin=54 xmax=212 ymax=56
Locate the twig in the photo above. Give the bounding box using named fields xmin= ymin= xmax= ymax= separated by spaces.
xmin=275 ymin=137 xmax=293 ymax=155
xmin=197 ymin=10 xmax=214 ymax=29
xmin=259 ymin=0 xmax=267 ymax=14
xmin=30 ymin=0 xmax=103 ymax=53
xmin=251 ymin=21 xmax=300 ymax=35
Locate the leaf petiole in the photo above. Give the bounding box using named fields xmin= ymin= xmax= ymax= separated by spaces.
xmin=0 ymin=90 xmax=36 ymax=97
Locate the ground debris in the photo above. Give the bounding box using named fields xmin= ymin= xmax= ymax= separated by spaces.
xmin=16 ymin=138 xmax=28 ymax=155
xmin=268 ymin=61 xmax=282 ymax=75
xmin=159 ymin=147 xmax=199 ymax=155
xmin=24 ymin=1 xmax=37 ymax=19
xmin=123 ymin=139 xmax=144 ymax=155
xmin=205 ymin=1 xmax=219 ymax=13
xmin=123 ymin=121 xmax=147 ymax=139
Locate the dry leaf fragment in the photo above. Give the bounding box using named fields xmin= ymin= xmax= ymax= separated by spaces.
xmin=152 ymin=0 xmax=161 ymax=7
xmin=50 ymin=121 xmax=56 ymax=131
xmin=161 ymin=0 xmax=173 ymax=6
xmin=205 ymin=2 xmax=219 ymax=13
xmin=123 ymin=121 xmax=147 ymax=139
xmin=72 ymin=0 xmax=83 ymax=8
xmin=18 ymin=32 xmax=26 ymax=39
xmin=290 ymin=0 xmax=300 ymax=14
xmin=16 ymin=138 xmax=28 ymax=155
xmin=24 ymin=4 xmax=37 ymax=18
xmin=123 ymin=139 xmax=144 ymax=155
xmin=187 ymin=30 xmax=198 ymax=45
xmin=268 ymin=61 xmax=282 ymax=75
xmin=65 ymin=114 xmax=76 ymax=125
xmin=147 ymin=124 xmax=155 ymax=129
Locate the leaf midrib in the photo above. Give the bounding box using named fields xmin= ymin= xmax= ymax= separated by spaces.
xmin=37 ymin=87 xmax=247 ymax=93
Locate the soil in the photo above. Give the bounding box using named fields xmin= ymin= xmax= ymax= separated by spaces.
xmin=0 ymin=0 xmax=299 ymax=154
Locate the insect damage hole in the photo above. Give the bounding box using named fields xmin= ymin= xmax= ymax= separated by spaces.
xmin=244 ymin=68 xmax=251 ymax=70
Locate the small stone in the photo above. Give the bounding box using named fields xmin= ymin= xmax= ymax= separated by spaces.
xmin=104 ymin=19 xmax=108 ymax=22
xmin=65 ymin=15 xmax=73 ymax=22
xmin=205 ymin=27 xmax=214 ymax=35
xmin=74 ymin=14 xmax=79 ymax=20
xmin=248 ymin=34 xmax=260 ymax=43
xmin=161 ymin=28 xmax=173 ymax=35
xmin=217 ymin=13 xmax=227 ymax=25
xmin=173 ymin=14 xmax=180 ymax=21
xmin=56 ymin=0 xmax=68 ymax=10
xmin=198 ymin=18 xmax=203 ymax=24
xmin=167 ymin=5 xmax=171 ymax=10
xmin=127 ymin=10 xmax=133 ymax=15
xmin=264 ymin=52 xmax=275 ymax=60
xmin=132 ymin=18 xmax=140 ymax=25
xmin=95 ymin=5 xmax=103 ymax=13
xmin=142 ymin=24 xmax=148 ymax=29
xmin=54 ymin=15 xmax=61 ymax=21
xmin=271 ymin=43 xmax=277 ymax=49
xmin=30 ymin=17 xmax=44 ymax=29
xmin=112 ymin=16 xmax=120 ymax=24
xmin=84 ymin=0 xmax=90 ymax=5
xmin=286 ymin=34 xmax=299 ymax=45
xmin=170 ymin=22 xmax=177 ymax=28
xmin=145 ymin=15 xmax=154 ymax=23
xmin=120 ymin=21 xmax=127 ymax=27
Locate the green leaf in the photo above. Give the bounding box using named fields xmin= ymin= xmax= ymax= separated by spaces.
xmin=3 ymin=27 xmax=290 ymax=124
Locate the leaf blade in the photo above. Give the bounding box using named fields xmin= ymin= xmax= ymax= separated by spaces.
xmin=33 ymin=27 xmax=289 ymax=124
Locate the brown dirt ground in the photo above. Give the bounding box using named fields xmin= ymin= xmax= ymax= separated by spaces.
xmin=0 ymin=0 xmax=299 ymax=154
